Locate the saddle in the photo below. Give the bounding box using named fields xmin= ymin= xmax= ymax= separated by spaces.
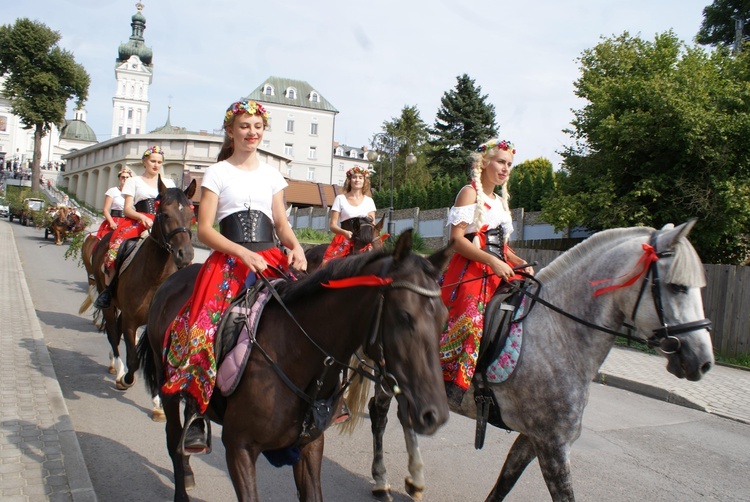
xmin=472 ymin=279 xmax=530 ymax=448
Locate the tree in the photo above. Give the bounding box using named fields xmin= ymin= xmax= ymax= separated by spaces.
xmin=370 ymin=105 xmax=431 ymax=207
xmin=0 ymin=19 xmax=90 ymax=192
xmin=427 ymin=74 xmax=498 ymax=178
xmin=543 ymin=31 xmax=750 ymax=263
xmin=696 ymin=0 xmax=750 ymax=48
xmin=509 ymin=157 xmax=555 ymax=211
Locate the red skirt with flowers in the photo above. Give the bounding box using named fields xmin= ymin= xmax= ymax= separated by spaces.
xmin=161 ymin=247 xmax=291 ymax=413
xmin=103 ymin=214 xmax=154 ymax=271
xmin=439 ymin=233 xmax=521 ymax=392
xmin=94 ymin=217 xmax=128 ymax=240
xmin=322 ymin=233 xmax=386 ymax=264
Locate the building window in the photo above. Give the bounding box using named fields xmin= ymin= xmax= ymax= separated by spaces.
xmin=266 ymin=118 xmax=272 ymax=131
xmin=262 ymin=140 xmax=270 ymax=148
xmin=335 ymin=147 xmax=343 ymax=156
xmin=135 ymin=128 xmax=140 ymax=134
xmin=349 ymin=150 xmax=358 ymax=158
xmin=307 ymin=167 xmax=315 ymax=181
xmin=263 ymin=84 xmax=274 ymax=95
xmin=127 ymin=109 xmax=133 ymax=119
xmin=286 ymin=88 xmax=297 ymax=99
xmin=284 ymin=143 xmax=293 ymax=156
xmin=338 ymin=162 xmax=345 ymax=171
xmin=286 ymin=165 xmax=292 ymax=177
xmin=308 ymin=146 xmax=317 ymax=159
xmin=310 ymin=123 xmax=318 ymax=136
xmin=118 ymin=126 xmax=123 ymax=135
xmin=126 ymin=127 xmax=131 ymax=134
xmin=286 ymin=120 xmax=294 ymax=133
xmin=310 ymin=92 xmax=319 ymax=103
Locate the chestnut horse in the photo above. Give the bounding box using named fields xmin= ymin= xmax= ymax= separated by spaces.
xmin=304 ymin=214 xmax=386 ymax=271
xmin=138 ymin=230 xmax=452 ymax=501
xmin=48 ymin=206 xmax=71 ymax=245
xmin=85 ymin=177 xmax=196 ymax=390
xmin=361 ymin=221 xmax=714 ymax=501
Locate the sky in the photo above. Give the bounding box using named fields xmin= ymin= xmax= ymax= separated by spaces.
xmin=5 ymin=0 xmax=715 ymax=169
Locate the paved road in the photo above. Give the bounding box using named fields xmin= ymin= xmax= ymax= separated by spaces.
xmin=10 ymin=220 xmax=750 ymax=501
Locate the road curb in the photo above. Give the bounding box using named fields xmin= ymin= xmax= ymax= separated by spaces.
xmin=14 ymin=230 xmax=98 ymax=502
xmin=594 ymin=372 xmax=709 ymax=413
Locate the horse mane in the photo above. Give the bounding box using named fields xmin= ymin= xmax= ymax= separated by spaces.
xmin=275 ymin=249 xmax=389 ymax=303
xmin=541 ymin=226 xmax=705 ymax=288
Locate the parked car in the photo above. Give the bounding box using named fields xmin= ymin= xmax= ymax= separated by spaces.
xmin=20 ymin=198 xmax=45 ymax=226
xmin=0 ymin=205 xmax=9 ymax=218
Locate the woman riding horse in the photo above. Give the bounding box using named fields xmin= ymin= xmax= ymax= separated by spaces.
xmin=160 ymin=98 xmax=307 ymax=454
xmin=94 ymin=167 xmax=133 ymax=239
xmin=95 ymin=146 xmax=176 ymax=309
xmin=322 ymin=165 xmax=383 ymax=264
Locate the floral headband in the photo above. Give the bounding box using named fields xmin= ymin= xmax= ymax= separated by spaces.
xmin=118 ymin=167 xmax=134 ymax=177
xmin=346 ymin=165 xmax=374 ymax=178
xmin=224 ymin=99 xmax=269 ymax=127
xmin=143 ymin=145 xmax=165 ymax=158
xmin=477 ymin=139 xmax=516 ymax=154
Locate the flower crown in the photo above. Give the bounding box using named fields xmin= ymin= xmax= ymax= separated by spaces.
xmin=143 ymin=145 xmax=165 ymax=158
xmin=224 ymin=99 xmax=269 ymax=127
xmin=118 ymin=167 xmax=134 ymax=177
xmin=477 ymin=139 xmax=516 ymax=154
xmin=346 ymin=165 xmax=374 ymax=178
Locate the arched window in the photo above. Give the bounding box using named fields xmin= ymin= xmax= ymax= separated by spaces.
xmin=263 ymin=84 xmax=274 ymax=95
xmin=286 ymin=87 xmax=297 ymax=99
xmin=310 ymin=92 xmax=319 ymax=103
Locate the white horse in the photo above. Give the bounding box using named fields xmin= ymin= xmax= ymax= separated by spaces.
xmin=355 ymin=220 xmax=714 ymax=501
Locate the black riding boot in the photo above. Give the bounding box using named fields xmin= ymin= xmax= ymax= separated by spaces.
xmin=180 ymin=413 xmax=210 ymax=455
xmin=94 ymin=287 xmax=112 ymax=309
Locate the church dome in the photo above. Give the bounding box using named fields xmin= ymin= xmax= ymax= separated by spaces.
xmin=116 ymin=3 xmax=153 ymax=66
xmin=60 ymin=119 xmax=98 ymax=143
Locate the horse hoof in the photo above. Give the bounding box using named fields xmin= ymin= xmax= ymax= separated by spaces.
xmin=405 ymin=478 xmax=424 ymax=500
xmin=115 ymin=376 xmax=135 ymax=390
xmin=151 ymin=409 xmax=166 ymax=422
xmin=108 ymin=366 xmax=116 ymax=375
xmin=372 ymin=488 xmax=393 ymax=501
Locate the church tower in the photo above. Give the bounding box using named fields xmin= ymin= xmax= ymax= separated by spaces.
xmin=111 ymin=2 xmax=153 ymax=138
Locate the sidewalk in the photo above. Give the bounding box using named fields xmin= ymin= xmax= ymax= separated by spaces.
xmin=598 ymin=345 xmax=750 ymax=425
xmin=0 ymin=222 xmax=96 ymax=502
xmin=1 ymin=219 xmax=748 ymax=502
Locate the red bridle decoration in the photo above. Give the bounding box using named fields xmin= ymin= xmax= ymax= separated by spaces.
xmin=322 ymin=276 xmax=394 ymax=289
xmin=591 ymin=244 xmax=659 ymax=297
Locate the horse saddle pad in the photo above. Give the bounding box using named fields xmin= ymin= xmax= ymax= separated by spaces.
xmin=115 ymin=237 xmax=144 ymax=276
xmin=215 ymin=283 xmax=273 ymax=396
xmin=475 ymin=281 xmax=527 ymax=376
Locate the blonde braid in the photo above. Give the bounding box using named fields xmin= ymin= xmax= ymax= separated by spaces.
xmin=471 ymin=152 xmax=486 ymax=230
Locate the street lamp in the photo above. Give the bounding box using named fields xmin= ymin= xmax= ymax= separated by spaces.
xmin=366 ymin=133 xmax=417 ymax=240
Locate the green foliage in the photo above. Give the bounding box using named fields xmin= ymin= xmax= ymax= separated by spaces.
xmin=543 ymin=31 xmax=750 ymax=264
xmin=509 ymin=157 xmax=556 ymax=211
xmin=64 ymin=230 xmax=87 ymax=264
xmin=0 ymin=18 xmax=90 ymax=192
xmin=294 ymin=227 xmax=331 ymax=244
xmin=427 ymin=74 xmax=498 ymax=178
xmin=696 ymin=0 xmax=750 ymax=48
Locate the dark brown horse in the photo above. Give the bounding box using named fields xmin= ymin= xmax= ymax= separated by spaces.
xmin=138 ymin=230 xmax=452 ymax=501
xmin=47 ymin=206 xmax=71 ymax=245
xmin=86 ymin=176 xmax=196 ymax=391
xmin=79 ymin=233 xmax=106 ymax=332
xmin=305 ymin=214 xmax=386 ymax=271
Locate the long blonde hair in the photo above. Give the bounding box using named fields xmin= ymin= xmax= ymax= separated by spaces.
xmin=471 ymin=138 xmax=515 ymax=229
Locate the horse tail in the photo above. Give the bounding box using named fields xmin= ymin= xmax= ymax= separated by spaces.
xmin=137 ymin=328 xmax=160 ymax=397
xmin=78 ymin=284 xmax=96 ymax=315
xmin=339 ymin=353 xmax=372 ymax=436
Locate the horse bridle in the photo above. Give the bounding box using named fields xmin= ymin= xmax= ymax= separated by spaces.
xmin=508 ymin=230 xmax=712 ymax=354
xmin=622 ymin=230 xmax=712 ymax=354
xmin=149 ymin=199 xmax=192 ymax=254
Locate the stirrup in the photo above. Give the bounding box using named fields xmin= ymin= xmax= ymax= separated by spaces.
xmin=333 ymin=400 xmax=351 ymax=425
xmin=178 ymin=413 xmax=212 ymax=455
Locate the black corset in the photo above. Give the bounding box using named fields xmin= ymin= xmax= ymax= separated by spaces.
xmin=110 ymin=209 xmax=124 ymax=218
xmin=134 ymin=198 xmax=156 ymax=214
xmin=466 ymin=225 xmax=506 ymax=261
xmin=219 ymin=210 xmax=275 ymax=251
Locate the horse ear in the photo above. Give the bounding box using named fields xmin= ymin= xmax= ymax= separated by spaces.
xmin=375 ymin=214 xmax=386 ymax=232
xmin=184 ymin=179 xmax=197 ymax=199
xmin=393 ymin=229 xmax=414 ymax=262
xmin=657 ymin=218 xmax=698 ymax=250
xmin=427 ymin=239 xmax=454 ymax=277
xmin=158 ymin=175 xmax=168 ymax=196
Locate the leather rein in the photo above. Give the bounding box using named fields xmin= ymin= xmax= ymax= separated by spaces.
xmin=148 ymin=199 xmax=192 ymax=254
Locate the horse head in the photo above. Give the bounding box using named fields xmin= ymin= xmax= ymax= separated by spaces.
xmin=350 ymin=214 xmax=386 ymax=253
xmin=152 ymin=176 xmax=197 ymax=269
xmin=356 ymin=230 xmax=452 ymax=433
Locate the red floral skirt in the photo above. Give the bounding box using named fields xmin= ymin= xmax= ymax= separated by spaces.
xmin=161 ymin=247 xmax=291 ymax=412
xmin=94 ymin=217 xmax=128 ymax=239
xmin=103 ymin=214 xmax=154 ymax=271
